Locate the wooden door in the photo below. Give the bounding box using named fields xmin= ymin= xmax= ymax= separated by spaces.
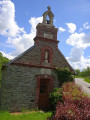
xmin=38 ymin=79 xmax=49 ymax=109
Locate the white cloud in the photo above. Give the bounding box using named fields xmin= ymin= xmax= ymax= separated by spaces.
xmin=59 ymin=27 xmax=65 ymax=33
xmin=29 ymin=17 xmax=42 ymax=33
xmin=66 ymin=32 xmax=90 ymax=49
xmin=68 ymin=47 xmax=84 ymax=62
xmin=0 ymin=0 xmax=25 ymax=37
xmin=79 ymin=28 xmax=83 ymax=32
xmin=0 ymin=0 xmax=43 ymax=59
xmin=83 ymin=22 xmax=90 ymax=29
xmin=66 ymin=23 xmax=76 ymax=33
xmin=6 ymin=17 xmax=43 ymax=58
xmin=66 ymin=32 xmax=90 ymax=70
xmin=0 ymin=50 xmax=14 ymax=60
xmin=67 ymin=55 xmax=90 ymax=71
xmin=7 ymin=34 xmax=34 ymax=56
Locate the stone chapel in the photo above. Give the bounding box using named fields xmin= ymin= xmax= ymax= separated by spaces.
xmin=1 ymin=7 xmax=75 ymax=111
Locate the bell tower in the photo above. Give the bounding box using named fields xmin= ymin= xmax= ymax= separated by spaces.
xmin=34 ymin=6 xmax=58 ymax=42
xmin=43 ymin=6 xmax=54 ymax=26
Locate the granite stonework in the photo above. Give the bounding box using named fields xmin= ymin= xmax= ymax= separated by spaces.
xmin=1 ymin=7 xmax=75 ymax=111
xmin=1 ymin=65 xmax=58 ymax=111
xmin=13 ymin=40 xmax=73 ymax=71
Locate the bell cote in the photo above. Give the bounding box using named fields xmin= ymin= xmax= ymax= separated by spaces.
xmin=35 ymin=6 xmax=58 ymax=42
xmin=43 ymin=6 xmax=54 ymax=26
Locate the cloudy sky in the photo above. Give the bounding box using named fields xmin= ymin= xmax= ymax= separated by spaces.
xmin=0 ymin=0 xmax=90 ymax=70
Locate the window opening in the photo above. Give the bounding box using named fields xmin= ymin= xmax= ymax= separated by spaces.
xmin=46 ymin=15 xmax=50 ymax=24
xmin=40 ymin=80 xmax=47 ymax=93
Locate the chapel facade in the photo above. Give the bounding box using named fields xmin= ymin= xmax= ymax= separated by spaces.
xmin=1 ymin=7 xmax=75 ymax=111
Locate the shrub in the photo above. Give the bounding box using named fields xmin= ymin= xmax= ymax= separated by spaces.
xmin=62 ymin=82 xmax=85 ymax=98
xmin=52 ymin=97 xmax=90 ymax=120
xmin=52 ymin=96 xmax=90 ymax=120
xmin=49 ymin=88 xmax=63 ymax=110
xmin=52 ymin=82 xmax=90 ymax=120
xmin=55 ymin=68 xmax=74 ymax=86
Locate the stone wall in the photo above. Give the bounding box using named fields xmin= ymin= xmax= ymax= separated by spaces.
xmin=1 ymin=65 xmax=59 ymax=112
xmin=36 ymin=23 xmax=58 ymax=40
xmin=13 ymin=45 xmax=41 ymax=65
xmin=13 ymin=40 xmax=73 ymax=72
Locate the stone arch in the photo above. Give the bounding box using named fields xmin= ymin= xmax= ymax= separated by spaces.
xmin=43 ymin=6 xmax=54 ymax=26
xmin=40 ymin=46 xmax=53 ymax=65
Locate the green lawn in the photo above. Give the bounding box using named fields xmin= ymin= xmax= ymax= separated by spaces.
xmin=75 ymin=76 xmax=90 ymax=83
xmin=0 ymin=111 xmax=52 ymax=120
xmin=83 ymin=76 xmax=90 ymax=83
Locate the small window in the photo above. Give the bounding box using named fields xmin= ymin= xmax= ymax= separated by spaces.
xmin=46 ymin=15 xmax=49 ymax=20
xmin=40 ymin=80 xmax=47 ymax=93
xmin=44 ymin=50 xmax=50 ymax=63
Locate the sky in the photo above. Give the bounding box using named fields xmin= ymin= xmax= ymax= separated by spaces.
xmin=0 ymin=0 xmax=90 ymax=70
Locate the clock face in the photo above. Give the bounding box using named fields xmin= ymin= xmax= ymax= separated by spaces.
xmin=44 ymin=32 xmax=53 ymax=39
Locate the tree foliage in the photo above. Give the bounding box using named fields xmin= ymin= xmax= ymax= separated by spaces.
xmin=75 ymin=67 xmax=90 ymax=77
xmin=75 ymin=69 xmax=80 ymax=76
xmin=80 ymin=67 xmax=90 ymax=77
xmin=0 ymin=52 xmax=10 ymax=87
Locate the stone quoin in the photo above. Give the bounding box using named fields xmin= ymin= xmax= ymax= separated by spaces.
xmin=1 ymin=7 xmax=75 ymax=112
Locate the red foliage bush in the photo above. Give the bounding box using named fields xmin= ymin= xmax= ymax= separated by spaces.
xmin=52 ymin=82 xmax=90 ymax=120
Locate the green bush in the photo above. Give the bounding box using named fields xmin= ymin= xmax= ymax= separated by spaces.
xmin=69 ymin=75 xmax=74 ymax=81
xmin=55 ymin=68 xmax=74 ymax=86
xmin=49 ymin=88 xmax=63 ymax=110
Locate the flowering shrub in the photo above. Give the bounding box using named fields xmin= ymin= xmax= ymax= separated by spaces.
xmin=51 ymin=82 xmax=90 ymax=120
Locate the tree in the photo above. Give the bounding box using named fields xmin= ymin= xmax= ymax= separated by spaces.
xmin=0 ymin=52 xmax=10 ymax=87
xmin=75 ymin=69 xmax=80 ymax=76
xmin=80 ymin=66 xmax=90 ymax=77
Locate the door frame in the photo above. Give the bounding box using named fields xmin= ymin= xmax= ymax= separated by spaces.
xmin=36 ymin=74 xmax=53 ymax=108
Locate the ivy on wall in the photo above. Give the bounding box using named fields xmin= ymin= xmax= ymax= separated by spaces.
xmin=55 ymin=67 xmax=74 ymax=86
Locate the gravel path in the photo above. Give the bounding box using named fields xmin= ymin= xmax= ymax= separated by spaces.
xmin=75 ymin=78 xmax=90 ymax=95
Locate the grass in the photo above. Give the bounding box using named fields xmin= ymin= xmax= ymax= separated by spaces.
xmin=0 ymin=111 xmax=52 ymax=120
xmin=83 ymin=76 xmax=90 ymax=83
xmin=75 ymin=76 xmax=90 ymax=83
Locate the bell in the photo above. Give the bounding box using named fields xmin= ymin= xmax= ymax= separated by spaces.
xmin=46 ymin=20 xmax=51 ymax=24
